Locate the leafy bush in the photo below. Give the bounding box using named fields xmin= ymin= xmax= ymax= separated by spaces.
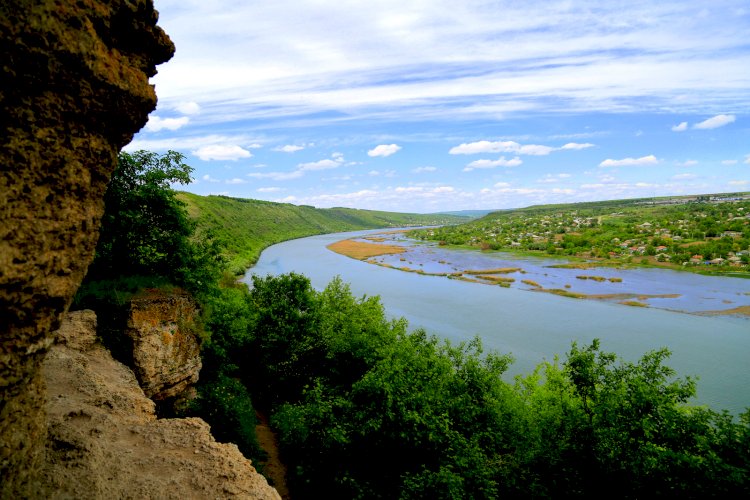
xmin=190 ymin=375 xmax=265 ymax=464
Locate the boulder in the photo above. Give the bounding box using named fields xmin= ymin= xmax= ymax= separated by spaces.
xmin=40 ymin=311 xmax=280 ymax=499
xmin=125 ymin=291 xmax=202 ymax=402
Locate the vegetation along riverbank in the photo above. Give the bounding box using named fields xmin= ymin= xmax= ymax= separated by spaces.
xmin=74 ymin=151 xmax=750 ymax=498
xmin=410 ymin=193 xmax=750 ymax=278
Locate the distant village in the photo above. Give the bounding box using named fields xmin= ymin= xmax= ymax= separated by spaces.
xmin=414 ymin=194 xmax=750 ymax=273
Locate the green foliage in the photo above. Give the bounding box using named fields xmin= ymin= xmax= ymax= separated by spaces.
xmin=178 ymin=192 xmax=469 ymax=274
xmin=190 ymin=374 xmax=265 ymax=463
xmin=231 ymin=274 xmax=749 ymax=498
xmin=411 ymin=193 xmax=750 ymax=277
xmin=85 ymin=150 xmax=224 ymax=295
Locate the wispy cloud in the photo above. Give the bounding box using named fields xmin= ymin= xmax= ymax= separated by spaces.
xmin=248 ymin=170 xmax=304 ymax=181
xmin=145 ymin=116 xmax=190 ymax=132
xmin=412 ymin=166 xmax=437 ymax=173
xmin=174 ymin=101 xmax=201 ymax=115
xmin=560 ymin=142 xmax=594 ymax=150
xmin=451 ymin=140 xmax=591 ymax=156
xmin=274 ymin=144 xmax=305 ymax=153
xmin=599 ymin=155 xmax=658 ymax=167
xmin=368 ymin=144 xmax=402 ymax=157
xmin=193 ymin=144 xmax=253 ymax=161
xmin=694 ymin=114 xmax=736 ymax=130
xmin=463 ymin=156 xmax=522 ymax=171
xmin=671 ymin=121 xmax=688 ymax=132
xmin=538 ymin=173 xmax=572 ymax=183
xmin=672 ymin=173 xmax=697 ymax=180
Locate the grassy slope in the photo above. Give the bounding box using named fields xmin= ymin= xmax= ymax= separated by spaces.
xmin=178 ymin=192 xmax=469 ymax=273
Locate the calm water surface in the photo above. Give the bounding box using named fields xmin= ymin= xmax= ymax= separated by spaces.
xmin=243 ymin=229 xmax=750 ymax=415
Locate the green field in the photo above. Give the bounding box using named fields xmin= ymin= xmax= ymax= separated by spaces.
xmin=178 ymin=192 xmax=469 ymax=274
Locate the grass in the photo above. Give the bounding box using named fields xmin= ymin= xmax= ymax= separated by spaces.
xmin=699 ymin=305 xmax=750 ymax=317
xmin=464 ymin=267 xmax=521 ymax=275
xmin=178 ymin=192 xmax=467 ymax=274
xmin=621 ymin=300 xmax=649 ymax=307
xmin=543 ymin=288 xmax=586 ymax=299
xmin=477 ymin=275 xmax=515 ymax=283
xmin=521 ymin=279 xmax=541 ymax=288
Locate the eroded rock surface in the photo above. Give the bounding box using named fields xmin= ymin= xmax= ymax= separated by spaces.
xmin=0 ymin=1 xmax=173 ymax=495
xmin=126 ymin=291 xmax=202 ymax=402
xmin=40 ymin=311 xmax=280 ymax=499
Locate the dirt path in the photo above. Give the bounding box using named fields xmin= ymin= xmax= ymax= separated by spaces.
xmin=256 ymin=411 xmax=290 ymax=499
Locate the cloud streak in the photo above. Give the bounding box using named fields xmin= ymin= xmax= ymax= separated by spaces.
xmin=694 ymin=114 xmax=736 ymax=130
xmin=599 ymin=155 xmax=658 ymax=167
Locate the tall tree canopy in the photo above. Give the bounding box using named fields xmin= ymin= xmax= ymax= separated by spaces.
xmin=85 ymin=150 xmax=222 ymax=292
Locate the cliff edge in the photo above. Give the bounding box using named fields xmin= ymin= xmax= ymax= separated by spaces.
xmin=1 ymin=1 xmax=173 ymax=494
xmin=39 ymin=310 xmax=280 ymax=499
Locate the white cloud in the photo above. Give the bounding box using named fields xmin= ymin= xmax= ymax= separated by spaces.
xmin=449 ymin=140 xmax=553 ymax=156
xmin=560 ymin=142 xmax=594 ymax=150
xmin=694 ymin=114 xmax=736 ymax=129
xmin=463 ymin=156 xmax=522 ymax=171
xmin=599 ymin=155 xmax=658 ymax=167
xmin=298 ymin=158 xmax=342 ymax=171
xmin=368 ymin=144 xmax=402 ymax=157
xmin=450 ymin=140 xmax=508 ymax=155
xmin=368 ymin=170 xmax=380 ymax=176
xmin=728 ymin=180 xmax=749 ymax=186
xmin=722 ymin=160 xmax=738 ymax=165
xmin=226 ymin=178 xmax=247 ymax=184
xmin=193 ymin=144 xmax=253 ymax=161
xmin=275 ymin=145 xmax=305 ymax=153
xmin=745 ymin=154 xmax=750 ymax=165
xmin=676 ymin=160 xmax=698 ymax=167
xmin=494 ymin=182 xmax=511 ymax=188
xmin=248 ymin=170 xmax=304 ymax=181
xmin=257 ymin=187 xmax=282 ymax=192
xmin=413 ymin=166 xmax=437 ymax=173
xmin=201 ymin=174 xmax=220 ymax=183
xmin=672 ymin=173 xmax=697 ymax=180
xmin=451 ymin=140 xmax=587 ymax=156
xmin=538 ymin=173 xmax=571 ymax=183
xmin=145 ymin=115 xmax=190 ymax=132
xmin=671 ymin=121 xmax=688 ymax=132
xmin=175 ymin=101 xmax=201 ymax=115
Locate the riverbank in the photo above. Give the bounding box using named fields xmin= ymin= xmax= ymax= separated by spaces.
xmin=327 ymin=232 xmax=750 ymax=318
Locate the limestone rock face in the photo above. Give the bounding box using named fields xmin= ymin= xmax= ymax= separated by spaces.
xmin=0 ymin=1 xmax=173 ymax=495
xmin=40 ymin=311 xmax=280 ymax=499
xmin=126 ymin=292 xmax=202 ymax=401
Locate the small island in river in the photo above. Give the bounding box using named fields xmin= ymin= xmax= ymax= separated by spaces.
xmin=328 ymin=229 xmax=750 ymax=318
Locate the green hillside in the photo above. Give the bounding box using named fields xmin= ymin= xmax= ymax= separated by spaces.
xmin=178 ymin=192 xmax=469 ymax=274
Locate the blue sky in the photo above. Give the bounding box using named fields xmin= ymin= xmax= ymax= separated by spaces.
xmin=128 ymin=0 xmax=750 ymax=213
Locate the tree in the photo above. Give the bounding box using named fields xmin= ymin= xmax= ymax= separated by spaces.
xmin=89 ymin=150 xmax=193 ymax=279
xmin=83 ymin=150 xmax=223 ymax=294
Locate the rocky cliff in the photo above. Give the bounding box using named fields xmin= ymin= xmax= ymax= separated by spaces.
xmin=125 ymin=291 xmax=202 ymax=404
xmin=0 ymin=2 xmax=173 ymax=493
xmin=40 ymin=310 xmax=280 ymax=499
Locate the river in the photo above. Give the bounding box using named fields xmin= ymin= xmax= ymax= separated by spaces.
xmin=243 ymin=229 xmax=750 ymax=415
